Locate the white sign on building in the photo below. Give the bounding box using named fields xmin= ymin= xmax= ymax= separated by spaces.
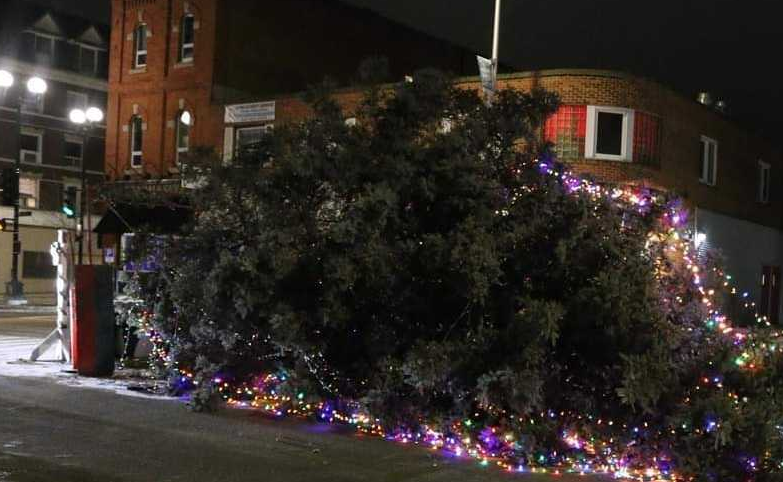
xmin=224 ymin=101 xmax=276 ymax=124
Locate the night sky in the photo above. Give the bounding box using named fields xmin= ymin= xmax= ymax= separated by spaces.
xmin=25 ymin=0 xmax=783 ymax=141
xmin=343 ymin=0 xmax=781 ymax=142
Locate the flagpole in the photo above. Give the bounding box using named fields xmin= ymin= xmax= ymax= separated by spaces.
xmin=492 ymin=0 xmax=502 ymax=71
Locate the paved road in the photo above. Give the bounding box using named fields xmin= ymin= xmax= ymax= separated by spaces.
xmin=0 ymin=313 xmax=54 ymax=364
xmin=0 ymin=315 xmax=600 ymax=482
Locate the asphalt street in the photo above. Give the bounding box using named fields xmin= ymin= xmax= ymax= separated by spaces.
xmin=0 ymin=312 xmax=600 ymax=482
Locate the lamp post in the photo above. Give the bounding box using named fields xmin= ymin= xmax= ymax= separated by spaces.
xmin=69 ymin=106 xmax=103 ymax=265
xmin=0 ymin=69 xmax=47 ymax=303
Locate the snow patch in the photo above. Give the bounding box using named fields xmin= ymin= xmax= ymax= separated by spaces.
xmin=0 ymin=339 xmax=176 ymax=402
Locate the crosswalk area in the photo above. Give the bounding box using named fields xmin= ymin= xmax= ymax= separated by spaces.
xmin=0 ymin=314 xmax=56 ymax=363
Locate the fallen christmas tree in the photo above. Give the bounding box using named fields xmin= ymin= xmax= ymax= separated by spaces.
xmin=122 ymin=69 xmax=783 ymax=481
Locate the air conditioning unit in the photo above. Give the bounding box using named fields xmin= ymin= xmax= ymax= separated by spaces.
xmin=21 ymin=150 xmax=40 ymax=164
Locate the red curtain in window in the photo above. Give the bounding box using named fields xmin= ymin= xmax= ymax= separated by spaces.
xmin=633 ymin=112 xmax=662 ymax=166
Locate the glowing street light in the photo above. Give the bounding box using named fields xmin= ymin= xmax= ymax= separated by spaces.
xmin=0 ymin=69 xmax=14 ymax=89
xmin=85 ymin=106 xmax=104 ymax=123
xmin=69 ymin=108 xmax=87 ymax=125
xmin=26 ymin=76 xmax=47 ymax=95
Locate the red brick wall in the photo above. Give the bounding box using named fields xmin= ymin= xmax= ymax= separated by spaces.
xmin=107 ymin=0 xmax=219 ymax=179
xmin=453 ymin=71 xmax=782 ymax=230
xmin=105 ymin=1 xmax=780 ymax=230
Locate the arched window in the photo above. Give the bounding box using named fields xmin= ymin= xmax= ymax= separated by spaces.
xmin=133 ymin=24 xmax=148 ymax=68
xmin=179 ymin=14 xmax=195 ymax=62
xmin=130 ymin=115 xmax=143 ymax=167
xmin=176 ymin=109 xmax=192 ymax=163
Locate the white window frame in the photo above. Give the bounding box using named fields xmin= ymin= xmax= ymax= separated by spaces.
xmin=134 ymin=24 xmax=148 ymax=68
xmin=33 ymin=33 xmax=55 ymax=59
xmin=20 ymin=128 xmax=43 ymax=164
xmin=79 ymin=45 xmax=100 ymax=74
xmin=699 ymin=136 xmax=718 ymax=186
xmin=758 ymin=160 xmax=771 ymax=204
xmin=64 ymin=134 xmax=84 ymax=168
xmin=585 ymin=106 xmax=635 ymax=162
xmin=130 ymin=116 xmax=143 ymax=168
xmin=179 ymin=14 xmax=195 ymax=63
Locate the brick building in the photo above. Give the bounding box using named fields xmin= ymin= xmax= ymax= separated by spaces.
xmin=105 ymin=0 xmax=475 ymax=180
xmin=104 ymin=1 xmax=783 ymax=321
xmin=0 ymin=1 xmax=108 ymax=301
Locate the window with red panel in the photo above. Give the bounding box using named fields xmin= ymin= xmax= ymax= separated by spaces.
xmin=633 ymin=112 xmax=662 ymax=166
xmin=543 ymin=105 xmax=587 ymax=161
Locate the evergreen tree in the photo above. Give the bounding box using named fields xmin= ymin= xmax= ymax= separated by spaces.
xmin=123 ymin=70 xmax=783 ymax=481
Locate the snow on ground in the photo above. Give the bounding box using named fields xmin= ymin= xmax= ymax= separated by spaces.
xmin=0 ymin=332 xmax=176 ymax=401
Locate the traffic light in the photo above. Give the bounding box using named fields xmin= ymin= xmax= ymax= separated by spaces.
xmin=0 ymin=218 xmax=8 ymax=231
xmin=1 ymin=168 xmax=19 ymax=206
xmin=62 ymin=186 xmax=77 ymax=218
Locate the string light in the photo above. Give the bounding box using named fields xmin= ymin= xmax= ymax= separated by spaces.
xmin=127 ymin=155 xmax=781 ymax=482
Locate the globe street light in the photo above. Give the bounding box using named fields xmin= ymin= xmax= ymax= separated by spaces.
xmin=26 ymin=76 xmax=47 ymax=95
xmin=85 ymin=107 xmax=104 ymax=123
xmin=0 ymin=69 xmax=14 ymax=89
xmin=2 ymin=71 xmax=48 ymax=302
xmin=68 ymin=106 xmax=104 ymax=265
xmin=69 ymin=108 xmax=87 ymax=125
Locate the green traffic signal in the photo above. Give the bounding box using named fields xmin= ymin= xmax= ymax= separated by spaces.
xmin=62 ymin=186 xmax=77 ymax=219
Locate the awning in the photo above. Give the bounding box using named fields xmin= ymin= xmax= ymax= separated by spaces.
xmin=93 ymin=203 xmax=191 ymax=235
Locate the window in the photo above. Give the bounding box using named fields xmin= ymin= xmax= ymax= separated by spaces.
xmin=19 ymin=177 xmax=39 ymax=209
xmin=130 ymin=116 xmax=143 ymax=167
xmin=699 ymin=136 xmax=718 ymax=186
xmin=67 ymin=91 xmax=88 ymax=111
xmin=176 ymin=110 xmax=192 ymax=163
xmin=586 ymin=106 xmax=634 ymax=161
xmin=79 ymin=46 xmax=99 ymax=75
xmin=632 ymin=112 xmax=662 ymax=166
xmin=22 ymin=251 xmax=56 ymax=279
xmin=236 ymin=125 xmax=272 ymax=156
xmin=33 ymin=34 xmax=54 ymax=61
xmin=20 ymin=128 xmax=43 ymax=164
xmin=544 ymin=105 xmax=587 ymax=160
xmin=179 ymin=14 xmax=195 ymax=62
xmin=21 ymin=92 xmax=44 ymax=113
xmin=133 ymin=24 xmax=148 ymax=68
xmin=64 ymin=135 xmax=83 ymax=167
xmin=758 ymin=161 xmax=771 ymax=203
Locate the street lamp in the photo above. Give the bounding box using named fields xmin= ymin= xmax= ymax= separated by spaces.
xmin=26 ymin=77 xmax=47 ymax=95
xmin=0 ymin=70 xmax=14 ymax=89
xmin=0 ymin=69 xmax=47 ymax=303
xmin=69 ymin=106 xmax=104 ymax=265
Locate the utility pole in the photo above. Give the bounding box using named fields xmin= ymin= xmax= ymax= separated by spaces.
xmin=9 ymin=100 xmax=23 ymax=300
